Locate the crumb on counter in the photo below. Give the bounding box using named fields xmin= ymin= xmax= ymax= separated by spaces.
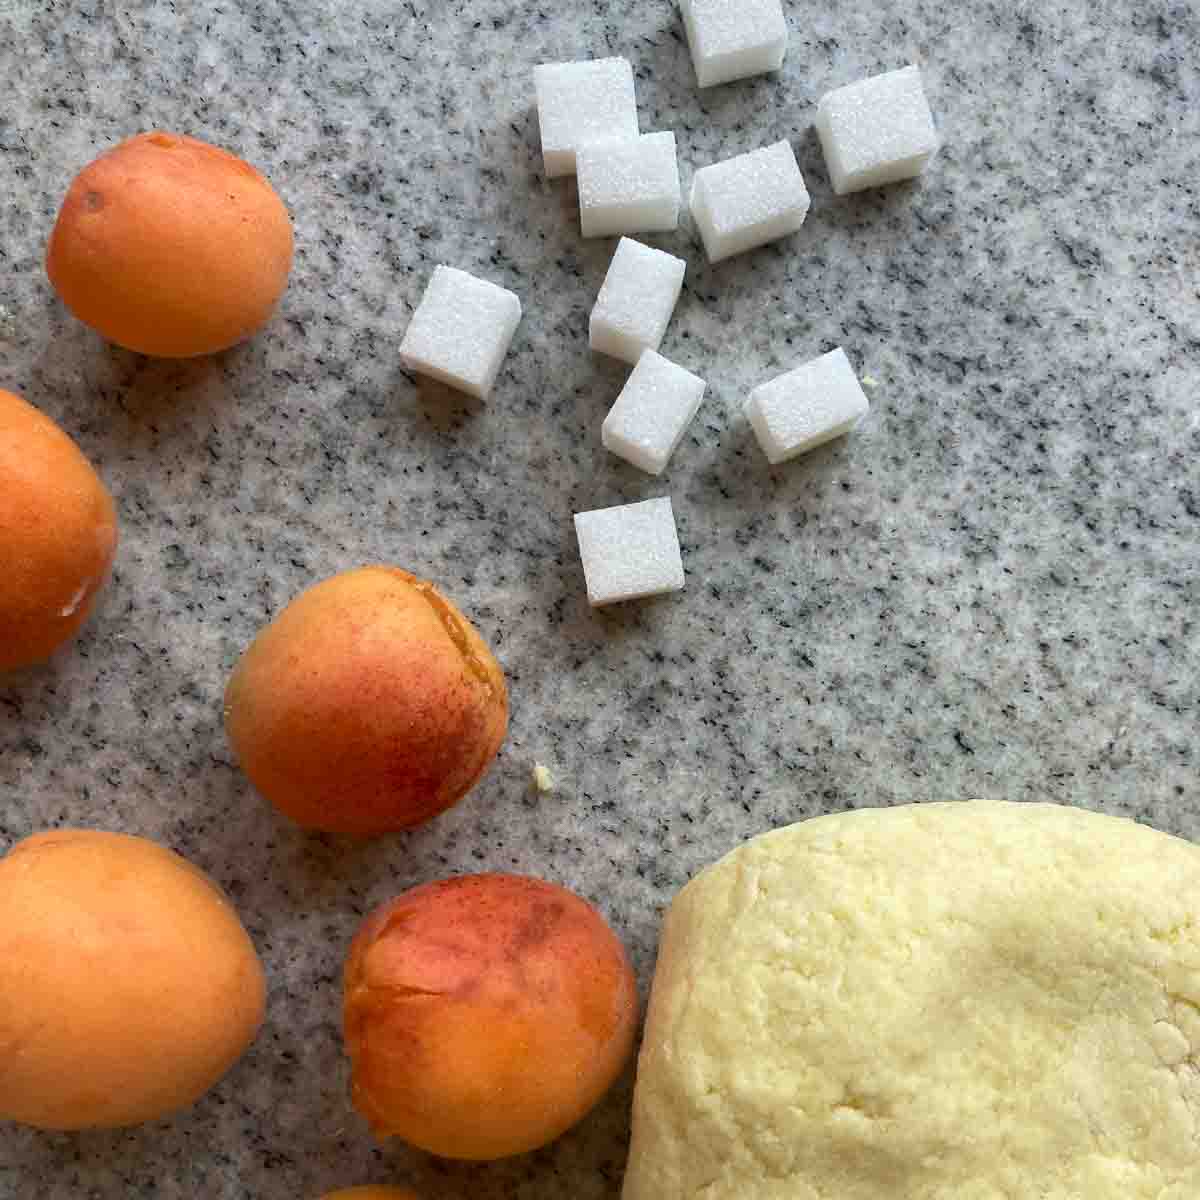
xmin=861 ymin=374 xmax=880 ymax=389
xmin=532 ymin=762 xmax=555 ymax=793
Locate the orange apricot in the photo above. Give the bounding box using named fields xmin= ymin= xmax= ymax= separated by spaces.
xmin=0 ymin=830 xmax=265 ymax=1129
xmin=46 ymin=131 xmax=293 ymax=357
xmin=343 ymin=874 xmax=638 ymax=1159
xmin=0 ymin=388 xmax=118 ymax=671
xmin=321 ymin=1189 xmax=421 ymax=1200
xmin=224 ymin=566 xmax=507 ymax=835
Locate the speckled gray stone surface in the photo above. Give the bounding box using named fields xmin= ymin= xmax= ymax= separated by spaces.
xmin=0 ymin=1 xmax=1197 ymax=1197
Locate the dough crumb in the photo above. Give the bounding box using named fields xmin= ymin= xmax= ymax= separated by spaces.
xmin=532 ymin=762 xmax=554 ymax=793
xmin=861 ymin=374 xmax=880 ymax=389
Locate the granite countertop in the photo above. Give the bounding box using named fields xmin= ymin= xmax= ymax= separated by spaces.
xmin=1 ymin=0 xmax=1196 ymax=1197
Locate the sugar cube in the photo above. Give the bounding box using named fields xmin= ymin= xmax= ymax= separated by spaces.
xmin=815 ymin=65 xmax=939 ymax=195
xmin=574 ymin=497 xmax=685 ymax=606
xmin=745 ymin=348 xmax=869 ymax=464
xmin=689 ymin=140 xmax=810 ymax=263
xmin=681 ymin=0 xmax=789 ymax=88
xmin=534 ymin=57 xmax=639 ymax=178
xmin=590 ymin=238 xmax=687 ymax=365
xmin=602 ymin=350 xmax=706 ymax=475
xmin=577 ymin=132 xmax=682 ymax=239
xmin=399 ymin=266 xmax=522 ymax=399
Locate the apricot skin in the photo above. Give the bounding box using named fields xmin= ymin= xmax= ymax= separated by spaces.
xmin=0 ymin=388 xmax=118 ymax=671
xmin=321 ymin=1189 xmax=421 ymax=1200
xmin=46 ymin=131 xmax=293 ymax=357
xmin=343 ymin=874 xmax=639 ymax=1160
xmin=224 ymin=566 xmax=508 ymax=835
xmin=0 ymin=830 xmax=265 ymax=1130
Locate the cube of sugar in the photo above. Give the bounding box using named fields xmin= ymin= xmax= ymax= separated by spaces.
xmin=681 ymin=0 xmax=789 ymax=88
xmin=816 ymin=66 xmax=939 ymax=195
xmin=577 ymin=133 xmax=682 ymax=238
xmin=574 ymin=497 xmax=685 ymax=606
xmin=590 ymin=238 xmax=687 ymax=365
xmin=534 ymin=57 xmax=640 ymax=179
xmin=745 ymin=348 xmax=869 ymax=464
xmin=689 ymin=140 xmax=810 ymax=263
xmin=602 ymin=350 xmax=706 ymax=475
xmin=399 ymin=266 xmax=522 ymax=399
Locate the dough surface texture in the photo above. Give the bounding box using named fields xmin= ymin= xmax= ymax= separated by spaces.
xmin=623 ymin=801 xmax=1200 ymax=1199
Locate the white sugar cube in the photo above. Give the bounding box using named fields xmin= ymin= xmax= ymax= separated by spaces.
xmin=602 ymin=350 xmax=706 ymax=475
xmin=534 ymin=57 xmax=639 ymax=178
xmin=745 ymin=348 xmax=869 ymax=464
xmin=689 ymin=140 xmax=810 ymax=263
xmin=577 ymin=132 xmax=682 ymax=238
xmin=399 ymin=266 xmax=522 ymax=399
xmin=574 ymin=497 xmax=685 ymax=606
xmin=816 ymin=65 xmax=939 ymax=195
xmin=590 ymin=238 xmax=687 ymax=365
xmin=681 ymin=0 xmax=789 ymax=88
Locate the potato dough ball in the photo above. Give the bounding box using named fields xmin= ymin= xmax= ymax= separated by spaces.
xmin=0 ymin=830 xmax=265 ymax=1130
xmin=46 ymin=131 xmax=293 ymax=357
xmin=343 ymin=874 xmax=638 ymax=1160
xmin=0 ymin=388 xmax=118 ymax=671
xmin=225 ymin=566 xmax=507 ymax=835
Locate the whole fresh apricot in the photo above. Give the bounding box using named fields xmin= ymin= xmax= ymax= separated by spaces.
xmin=224 ymin=566 xmax=507 ymax=835
xmin=0 ymin=830 xmax=265 ymax=1129
xmin=321 ymin=1189 xmax=421 ymax=1200
xmin=0 ymin=388 xmax=118 ymax=671
xmin=46 ymin=131 xmax=293 ymax=357
xmin=343 ymin=874 xmax=638 ymax=1159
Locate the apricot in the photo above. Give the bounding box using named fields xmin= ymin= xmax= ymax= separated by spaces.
xmin=343 ymin=874 xmax=638 ymax=1160
xmin=0 ymin=830 xmax=265 ymax=1129
xmin=224 ymin=566 xmax=507 ymax=835
xmin=321 ymin=1190 xmax=421 ymax=1200
xmin=46 ymin=131 xmax=293 ymax=357
xmin=0 ymin=388 xmax=118 ymax=671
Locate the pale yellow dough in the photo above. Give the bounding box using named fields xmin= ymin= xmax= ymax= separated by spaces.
xmin=623 ymin=801 xmax=1200 ymax=1199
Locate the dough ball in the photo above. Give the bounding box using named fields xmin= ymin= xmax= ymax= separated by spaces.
xmin=0 ymin=388 xmax=118 ymax=671
xmin=0 ymin=830 xmax=266 ymax=1129
xmin=625 ymin=801 xmax=1200 ymax=1199
xmin=225 ymin=566 xmax=507 ymax=835
xmin=46 ymin=131 xmax=293 ymax=357
xmin=344 ymin=874 xmax=638 ymax=1159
